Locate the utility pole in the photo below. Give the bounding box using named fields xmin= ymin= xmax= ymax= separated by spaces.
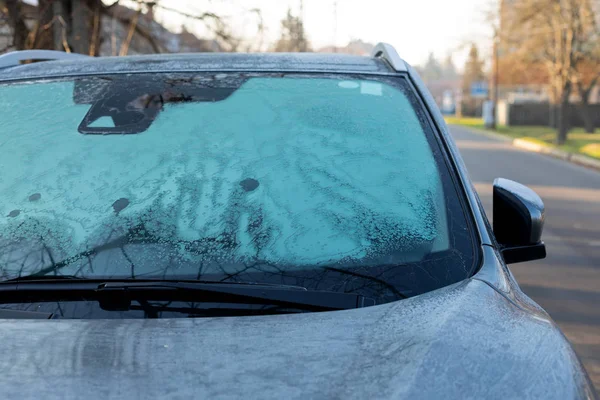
xmin=298 ymin=0 xmax=306 ymax=52
xmin=489 ymin=28 xmax=499 ymax=129
xmin=333 ymin=0 xmax=338 ymax=52
xmin=488 ymin=0 xmax=502 ymax=130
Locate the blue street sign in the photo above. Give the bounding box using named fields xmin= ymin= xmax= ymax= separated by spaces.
xmin=471 ymin=81 xmax=489 ymax=98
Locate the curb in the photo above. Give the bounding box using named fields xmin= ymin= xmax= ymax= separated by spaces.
xmin=450 ymin=124 xmax=600 ymax=172
xmin=512 ymin=138 xmax=600 ymax=171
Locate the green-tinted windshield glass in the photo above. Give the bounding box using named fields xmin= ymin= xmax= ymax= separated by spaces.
xmin=0 ymin=73 xmax=474 ymax=303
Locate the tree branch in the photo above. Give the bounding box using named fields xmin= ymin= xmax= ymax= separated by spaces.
xmin=119 ymin=10 xmax=139 ymax=56
xmin=103 ymin=6 xmax=164 ymax=53
xmin=153 ymin=4 xmax=221 ymax=22
xmin=89 ymin=1 xmax=102 ymax=56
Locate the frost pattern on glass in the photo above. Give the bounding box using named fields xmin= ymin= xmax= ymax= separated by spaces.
xmin=0 ymin=77 xmax=444 ymax=278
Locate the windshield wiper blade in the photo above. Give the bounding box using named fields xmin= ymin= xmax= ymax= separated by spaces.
xmin=96 ymin=281 xmax=374 ymax=312
xmin=0 ymin=280 xmax=375 ymax=312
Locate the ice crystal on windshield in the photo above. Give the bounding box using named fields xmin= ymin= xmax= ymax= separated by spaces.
xmin=0 ymin=77 xmax=445 ymax=278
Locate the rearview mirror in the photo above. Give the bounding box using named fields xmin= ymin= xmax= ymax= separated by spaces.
xmin=493 ymin=178 xmax=546 ymax=264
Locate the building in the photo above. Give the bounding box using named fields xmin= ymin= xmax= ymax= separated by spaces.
xmin=317 ymin=40 xmax=375 ymax=56
xmin=1 ymin=3 xmax=221 ymax=56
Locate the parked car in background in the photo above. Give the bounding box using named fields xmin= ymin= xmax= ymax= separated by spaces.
xmin=0 ymin=46 xmax=596 ymax=399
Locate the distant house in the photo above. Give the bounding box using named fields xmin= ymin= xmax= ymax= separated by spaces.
xmin=317 ymin=40 xmax=375 ymax=56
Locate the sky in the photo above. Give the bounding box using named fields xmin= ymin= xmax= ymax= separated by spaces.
xmin=143 ymin=0 xmax=497 ymax=69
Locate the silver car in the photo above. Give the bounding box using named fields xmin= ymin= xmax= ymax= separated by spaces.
xmin=0 ymin=45 xmax=596 ymax=399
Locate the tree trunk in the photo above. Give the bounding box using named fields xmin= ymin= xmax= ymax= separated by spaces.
xmin=70 ymin=1 xmax=92 ymax=54
xmin=579 ymin=100 xmax=595 ymax=133
xmin=33 ymin=0 xmax=56 ymax=50
xmin=555 ymin=82 xmax=571 ymax=146
xmin=577 ymin=81 xmax=598 ymax=134
xmin=556 ymin=100 xmax=570 ymax=146
xmin=549 ymin=103 xmax=557 ymax=128
xmin=89 ymin=1 xmax=102 ymax=56
xmin=52 ymin=1 xmax=69 ymax=51
xmin=5 ymin=0 xmax=29 ymax=50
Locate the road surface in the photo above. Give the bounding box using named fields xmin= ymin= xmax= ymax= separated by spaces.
xmin=450 ymin=125 xmax=600 ymax=391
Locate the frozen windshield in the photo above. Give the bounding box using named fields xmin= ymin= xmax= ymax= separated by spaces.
xmin=0 ymin=73 xmax=475 ymax=303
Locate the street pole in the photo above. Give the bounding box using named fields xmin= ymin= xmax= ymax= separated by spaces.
xmin=492 ymin=29 xmax=500 ymax=129
xmin=489 ymin=29 xmax=499 ymax=130
xmin=333 ymin=0 xmax=338 ymax=53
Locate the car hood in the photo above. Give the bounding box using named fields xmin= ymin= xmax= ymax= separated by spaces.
xmin=0 ymin=278 xmax=593 ymax=400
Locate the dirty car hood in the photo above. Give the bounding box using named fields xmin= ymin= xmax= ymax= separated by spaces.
xmin=0 ymin=279 xmax=592 ymax=400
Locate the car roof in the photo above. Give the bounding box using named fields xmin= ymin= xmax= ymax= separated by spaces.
xmin=0 ymin=52 xmax=401 ymax=82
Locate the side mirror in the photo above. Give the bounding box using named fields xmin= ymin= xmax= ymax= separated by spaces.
xmin=493 ymin=178 xmax=546 ymax=264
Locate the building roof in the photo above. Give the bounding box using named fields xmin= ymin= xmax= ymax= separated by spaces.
xmin=0 ymin=52 xmax=397 ymax=82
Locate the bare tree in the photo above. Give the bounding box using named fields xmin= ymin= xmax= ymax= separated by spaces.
xmin=421 ymin=52 xmax=443 ymax=82
xmin=274 ymin=8 xmax=311 ymax=52
xmin=1 ymin=0 xmax=101 ymax=54
xmin=572 ymin=3 xmax=600 ymax=133
xmin=0 ymin=0 xmax=252 ymax=55
xmin=502 ymin=0 xmax=599 ymax=144
xmin=461 ymin=44 xmax=486 ymax=117
xmin=146 ymin=2 xmax=242 ymax=51
xmin=574 ymin=66 xmax=600 ymax=133
xmin=442 ymin=54 xmax=459 ymax=80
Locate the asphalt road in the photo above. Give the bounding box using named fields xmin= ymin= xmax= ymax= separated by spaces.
xmin=450 ymin=125 xmax=600 ymax=391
